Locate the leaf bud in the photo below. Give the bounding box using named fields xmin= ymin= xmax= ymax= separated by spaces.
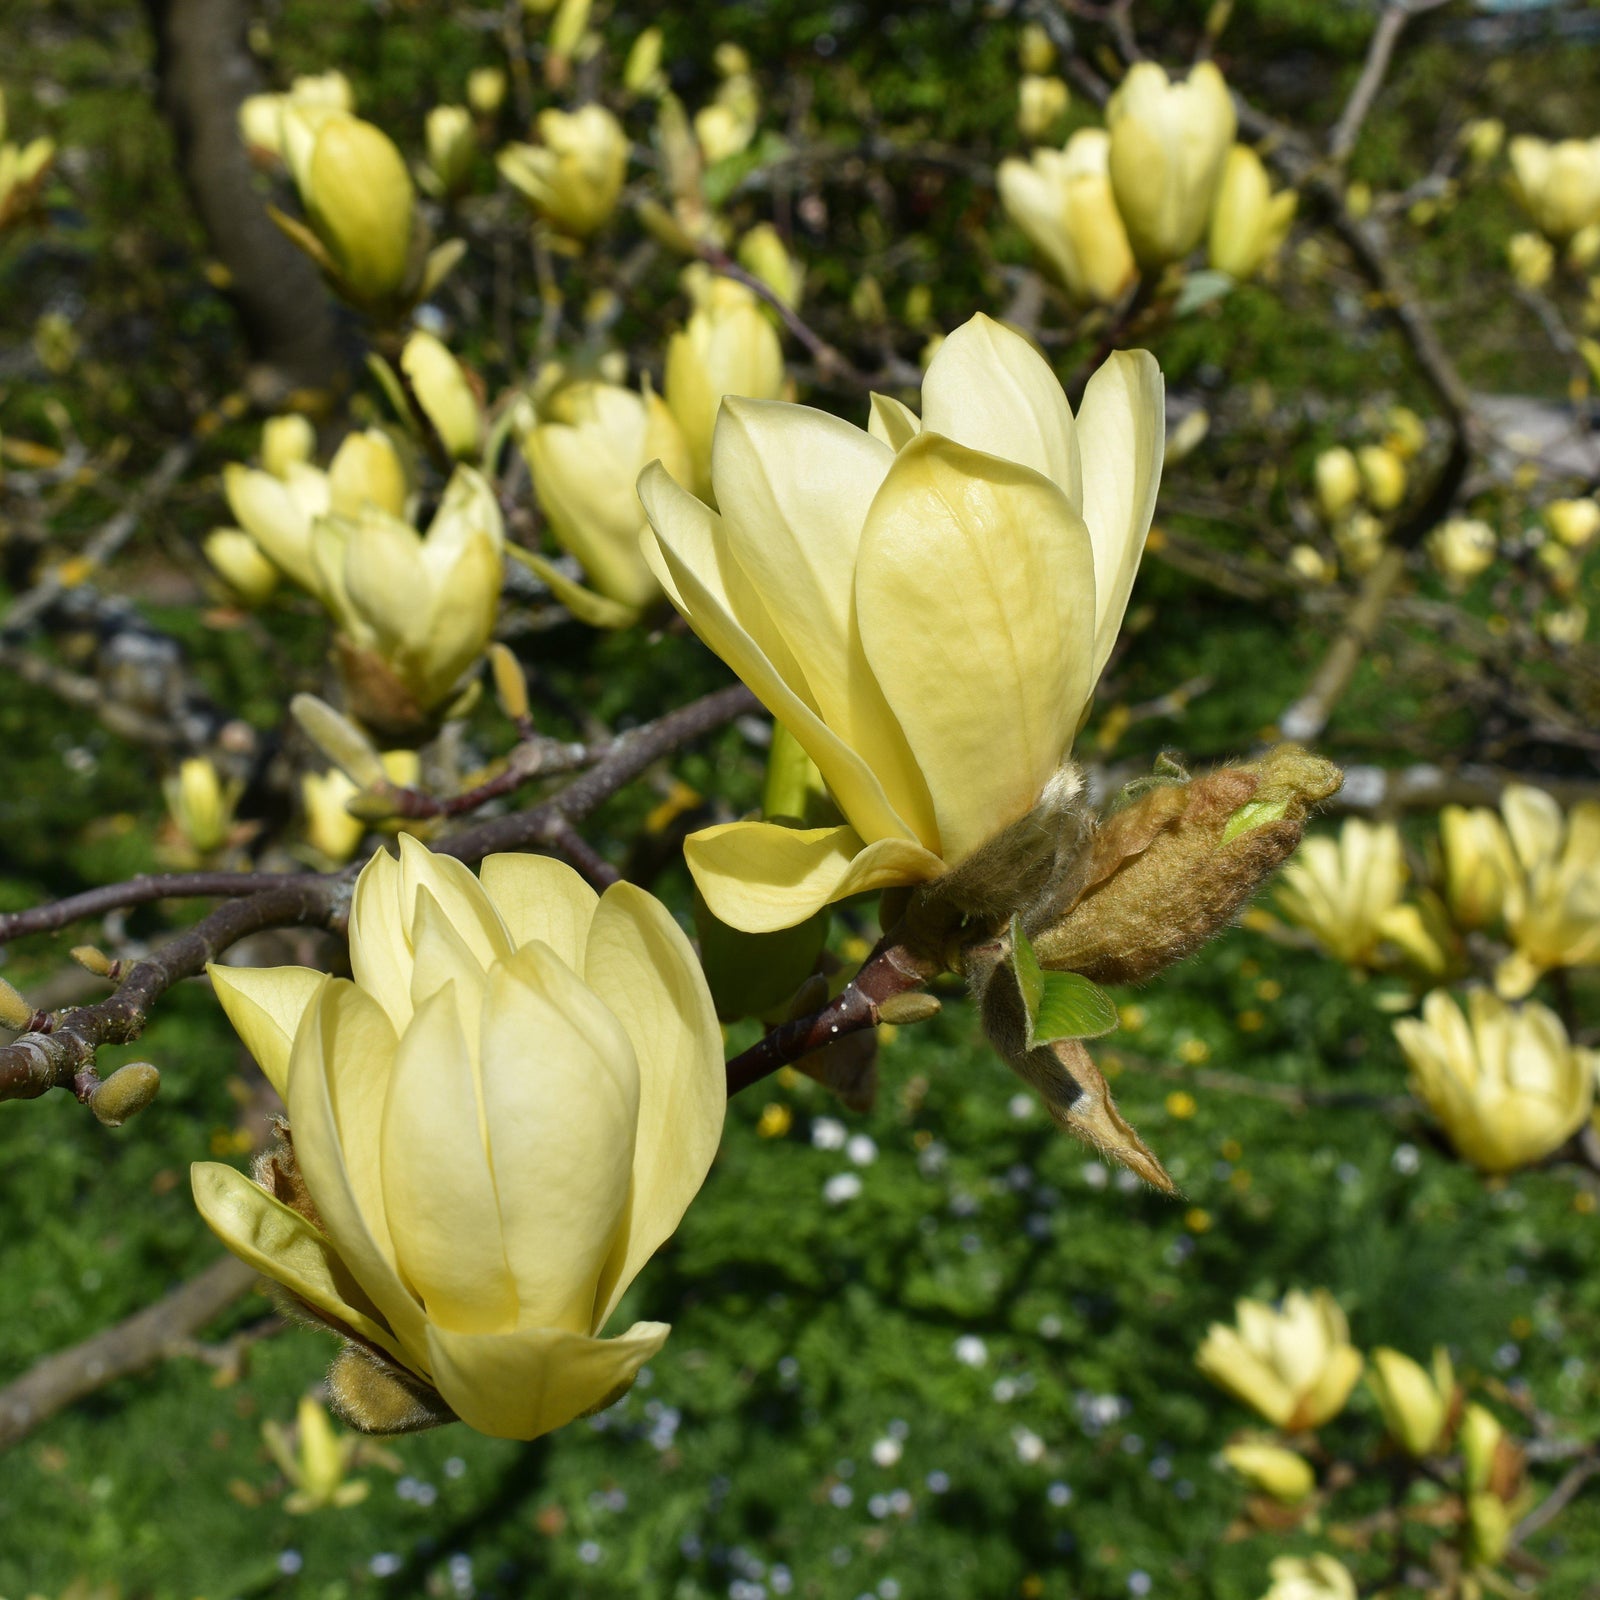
xmin=876 ymin=993 xmax=942 ymax=1026
xmin=70 ymin=945 xmax=119 ymax=978
xmin=90 ymin=1062 xmax=162 ymax=1127
xmin=488 ymin=643 xmax=530 ymax=726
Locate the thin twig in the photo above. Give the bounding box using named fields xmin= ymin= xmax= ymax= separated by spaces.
xmin=1514 ymin=1451 xmax=1600 ymax=1543
xmin=1327 ymin=2 xmax=1448 ymax=164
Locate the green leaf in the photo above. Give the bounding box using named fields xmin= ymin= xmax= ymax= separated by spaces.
xmin=1221 ymin=796 xmax=1290 ymax=844
xmin=1009 ymin=914 xmax=1045 ymax=1025
xmin=1173 ymin=269 xmax=1234 ymax=317
xmin=1008 ymin=917 xmax=1118 ymax=1046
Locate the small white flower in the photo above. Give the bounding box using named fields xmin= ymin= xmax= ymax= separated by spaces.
xmin=871 ymin=1436 xmax=903 ymax=1468
xmin=1012 ymin=1426 xmax=1046 ymax=1465
xmin=846 ymin=1132 xmax=879 ymax=1166
xmin=823 ymin=1172 xmax=863 ymax=1205
xmin=811 ymin=1116 xmax=848 ymax=1151
xmin=953 ymin=1335 xmax=988 ymax=1368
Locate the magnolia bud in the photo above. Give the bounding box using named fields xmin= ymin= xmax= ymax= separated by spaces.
xmin=1018 ymin=22 xmax=1056 ymax=74
xmin=466 ymin=67 xmax=507 ymax=117
xmin=261 ymin=414 xmax=316 ymax=479
xmin=1358 ymin=444 xmax=1407 ymax=511
xmin=1384 ymin=405 xmax=1428 ymax=460
xmin=488 ymin=642 xmax=531 ymax=725
xmin=423 ymin=104 xmax=475 ymax=198
xmin=0 ymin=974 xmax=34 ymax=1031
xmin=1427 ymin=517 xmax=1496 ymax=586
xmin=1545 ymin=497 xmax=1600 ymax=548
xmin=1017 ymin=75 xmax=1070 ymax=143
xmin=1207 ymin=144 xmax=1296 ymax=282
xmin=290 ymin=693 xmax=388 ymax=789
xmin=204 ymin=529 xmax=280 ymax=606
xmin=624 ymin=28 xmax=666 ymax=95
xmin=1508 ymin=231 xmax=1554 ymax=290
xmin=400 ymin=331 xmax=483 ymax=458
xmin=1460 ymin=118 xmax=1504 ymax=168
xmin=1466 ymin=1491 xmax=1512 ymax=1569
xmin=326 ymin=427 xmax=408 ymax=518
xmin=1460 ymin=1403 xmax=1506 ymax=1496
xmin=1222 ymin=1442 xmax=1316 ymax=1504
xmin=1314 ymin=447 xmax=1360 ymax=521
xmin=737 ymin=223 xmax=804 ymax=309
xmin=1367 ymin=1346 xmax=1453 ymax=1457
xmin=876 ymin=993 xmax=942 ymax=1026
xmin=90 ymin=1062 xmax=161 ymax=1127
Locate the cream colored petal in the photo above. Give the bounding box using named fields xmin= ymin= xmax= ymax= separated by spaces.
xmin=342 ymin=514 xmax=428 ymax=653
xmin=920 ymin=314 xmax=1082 ymax=509
xmin=381 ymin=982 xmax=517 ymax=1333
xmin=425 ymin=1318 xmax=669 ymax=1440
xmin=479 ymin=945 xmax=639 ymax=1332
xmin=396 ymin=834 xmax=512 ymax=969
xmin=406 ymin=531 xmax=501 ymax=704
xmin=685 ymin=819 xmax=944 ymax=933
xmin=712 ymin=399 xmax=938 ymax=846
xmin=855 ymin=433 xmax=1097 ymax=865
xmin=1300 ymin=1345 xmax=1364 ymax=1428
xmin=639 ymin=463 xmax=921 ymax=848
xmin=479 ymin=852 xmax=599 ymax=968
xmin=408 ymin=889 xmax=492 ymax=1054
xmin=1195 ymin=1324 xmax=1295 ymax=1427
xmin=1074 ymin=349 xmax=1165 ymax=680
xmin=206 ymin=962 xmax=326 ymax=1100
xmin=867 ymin=393 xmax=922 ymax=452
xmin=190 ymin=1162 xmax=408 ymax=1365
xmin=584 ymin=884 xmax=726 ymax=1327
xmin=1502 ymin=784 xmax=1563 ymax=872
xmin=348 ymin=847 xmax=416 ymax=1032
xmin=224 ymin=465 xmax=322 ymax=591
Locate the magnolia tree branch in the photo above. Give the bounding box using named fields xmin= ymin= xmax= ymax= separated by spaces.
xmin=1326 ymin=1 xmax=1451 ymax=164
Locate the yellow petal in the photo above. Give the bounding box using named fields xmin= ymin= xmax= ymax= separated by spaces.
xmin=867 ymin=393 xmax=921 ymax=452
xmin=348 ymin=847 xmax=415 ymax=1032
xmin=1502 ymin=783 xmax=1563 ymax=871
xmin=479 ymin=852 xmax=598 ymax=968
xmin=1074 ymin=349 xmax=1165 ymax=680
xmin=854 ymin=432 xmax=1097 ymax=865
xmin=206 ymin=962 xmax=326 ymax=1100
xmin=685 ymin=820 xmax=943 ymax=933
xmin=380 ymin=982 xmax=517 ymax=1334
xmin=397 ymin=834 xmax=512 ymax=969
xmin=407 ymin=888 xmax=491 ymax=1052
xmin=583 ymin=884 xmax=726 ymax=1327
xmin=342 ymin=512 xmax=428 ymax=653
xmin=425 ymin=1318 xmax=669 ymax=1440
xmin=920 ymin=314 xmax=1082 ymax=508
xmin=190 ymin=1161 xmax=406 ymax=1366
xmin=480 ymin=945 xmax=639 ymax=1331
xmin=408 ymin=530 xmax=501 ymax=703
xmin=223 ymin=464 xmax=325 ymax=591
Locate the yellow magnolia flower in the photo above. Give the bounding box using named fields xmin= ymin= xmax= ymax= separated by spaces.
xmin=1461 ymin=118 xmax=1504 ymax=169
xmin=1394 ymin=988 xmax=1595 ymax=1172
xmin=1208 ymin=145 xmax=1296 ymax=281
xmin=1313 ymin=446 xmax=1360 ymax=521
xmin=192 ymin=837 xmax=726 ymax=1441
xmin=624 ymin=28 xmax=666 ymax=96
xmin=1275 ymin=819 xmax=1438 ymax=969
xmin=422 ymin=105 xmax=475 ymax=198
xmin=498 ymin=106 xmax=628 ymax=239
xmin=466 ymin=67 xmax=508 ymax=118
xmin=1497 ymin=783 xmax=1600 ymax=996
xmin=1260 ymin=1555 xmax=1357 ymax=1600
xmin=262 ymin=1396 xmax=370 ymax=1512
xmin=664 ymin=277 xmax=787 ymax=499
xmin=163 ymin=756 xmax=243 ymax=856
xmin=640 ymin=312 xmax=1163 ymax=933
xmin=261 ymin=414 xmax=317 ymax=480
xmin=1427 ymin=517 xmax=1497 ymax=587
xmin=737 ymin=223 xmax=804 ymax=309
xmin=1195 ymin=1288 xmax=1364 ymax=1430
xmin=1222 ymin=1442 xmax=1316 ymax=1503
xmin=998 ymin=129 xmax=1138 ymax=307
xmin=0 ymin=87 xmax=53 ymax=230
xmin=238 ymin=72 xmax=355 ymax=160
xmin=695 ymin=73 xmax=760 ymax=164
xmin=521 ymin=378 xmax=692 ymax=611
xmin=1438 ymin=803 xmax=1519 ymax=932
xmin=1017 ymin=75 xmax=1070 ymax=143
xmin=1544 ymin=497 xmax=1600 ymax=548
xmin=1106 ymin=60 xmax=1236 ymax=270
xmin=400 ymin=331 xmax=483 ymax=459
xmin=301 ymin=768 xmax=366 ymax=865
xmin=313 ymin=466 xmax=504 ymax=721
xmin=1367 ymin=1346 xmax=1454 ymax=1457
xmin=1509 ymin=135 xmax=1600 ymax=242
xmin=1461 ymin=1402 xmax=1508 ymax=1496
xmin=1507 ymin=230 xmax=1555 ymax=290
xmin=1357 ymin=444 xmax=1407 ymax=512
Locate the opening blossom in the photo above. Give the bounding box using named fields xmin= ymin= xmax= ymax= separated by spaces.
xmin=639 ymin=312 xmax=1163 ymax=933
xmin=192 ymin=837 xmax=725 ymax=1440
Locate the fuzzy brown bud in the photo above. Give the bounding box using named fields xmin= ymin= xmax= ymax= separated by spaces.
xmin=1024 ymin=745 xmax=1341 ymax=984
xmin=328 ymin=1343 xmax=457 ymax=1435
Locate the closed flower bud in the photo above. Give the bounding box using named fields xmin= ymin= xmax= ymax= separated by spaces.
xmin=1544 ymin=496 xmax=1600 ymax=548
xmin=1461 ymin=1403 xmax=1510 ymax=1497
xmin=466 ymin=67 xmax=507 ymax=118
xmin=695 ymin=73 xmax=759 ymax=164
xmin=999 ymin=129 xmax=1138 ymax=307
xmin=1195 ymin=1289 xmax=1364 ymax=1431
xmin=737 ymin=222 xmax=804 ymax=309
xmin=205 ymin=528 xmax=280 ymax=606
xmin=663 ymin=279 xmax=787 ymax=500
xmin=1106 ymin=60 xmax=1236 ymax=270
xmin=623 ymin=27 xmax=666 ymax=96
xmin=1496 ymin=783 xmax=1600 ymax=995
xmin=1165 ymin=406 xmax=1209 ymax=465
xmin=521 ymin=378 xmax=692 ymax=610
xmin=1208 ymin=144 xmax=1297 ymax=281
xmin=163 ymin=756 xmax=242 ymax=856
xmin=1222 ymin=1442 xmax=1316 ymax=1503
xmin=1384 ymin=405 xmax=1428 ymax=459
xmin=1313 ymin=447 xmax=1360 ymax=521
xmin=1357 ymin=444 xmax=1406 ymax=511
xmin=1427 ymin=516 xmax=1496 ymax=586
xmin=193 ymin=837 xmax=726 ymax=1439
xmin=1017 ymin=75 xmax=1070 ymax=143
xmin=545 ymin=0 xmax=592 ymax=64
xmin=327 ymin=428 xmax=410 ymax=520
xmin=422 ymin=105 xmax=475 ymax=198
xmin=1467 ymin=1490 xmax=1512 ymax=1569
xmin=1508 ymin=230 xmax=1555 ymax=290
xmin=1334 ymin=511 xmax=1385 ymax=575
xmin=643 ymin=313 xmax=1164 ymax=933
xmin=1569 ymin=221 xmax=1600 ymax=269
xmin=1509 ymin=135 xmax=1600 ymax=242
xmin=1019 ymin=22 xmax=1056 ymax=75
xmin=400 ymin=332 xmax=483 ymax=459
xmin=1539 ymin=602 xmax=1587 ymax=648
xmin=262 ymin=414 xmax=316 ymax=479
xmin=1460 ymin=117 xmax=1504 ymax=168
xmin=302 ymin=768 xmax=366 ymax=864
xmin=1439 ymin=803 xmax=1519 ymax=932
xmin=89 ymin=1062 xmax=161 ymax=1128
xmin=1288 ymin=543 xmax=1334 ymax=584
xmin=499 ymin=105 xmax=628 ymax=239
xmin=1367 ymin=1346 xmax=1454 ymax=1457
xmin=1261 ymin=1555 xmax=1357 ymax=1600
xmin=1394 ymin=988 xmax=1595 ymax=1171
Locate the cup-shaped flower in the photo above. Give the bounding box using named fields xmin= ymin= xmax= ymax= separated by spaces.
xmin=312 ymin=466 xmax=504 ymax=726
xmin=498 ymin=106 xmax=628 ymax=239
xmin=1439 ymin=803 xmax=1519 ymax=933
xmin=1496 ymin=783 xmax=1600 ymax=996
xmin=1427 ymin=517 xmax=1497 ymax=588
xmin=205 ymin=528 xmax=280 ymax=606
xmin=1508 ymin=135 xmax=1600 ymax=243
xmin=1195 ymin=1288 xmax=1363 ymax=1431
xmin=1261 ymin=1555 xmax=1357 ymax=1600
xmin=1208 ymin=144 xmax=1296 ymax=282
xmin=639 ymin=312 xmax=1163 ymax=933
xmin=1106 ymin=60 xmax=1236 ymax=270
xmin=262 ymin=414 xmax=317 ymax=480
xmin=1017 ymin=75 xmax=1070 ymax=143
xmin=192 ymin=836 xmax=726 ymax=1440
xmin=163 ymin=756 xmax=242 ymax=856
xmin=521 ymin=378 xmax=692 ymax=610
xmin=998 ymin=129 xmax=1138 ymax=307
xmin=400 ymin=332 xmax=483 ymax=460
xmin=1393 ymin=988 xmax=1595 ymax=1172
xmin=1366 ymin=1345 xmax=1454 ymax=1457
xmin=422 ymin=105 xmax=475 ymax=198
xmin=664 ymin=277 xmax=788 ymax=500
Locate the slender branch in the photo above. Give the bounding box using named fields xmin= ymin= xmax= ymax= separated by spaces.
xmin=1513 ymin=1451 xmax=1600 ymax=1543
xmin=542 ymin=819 xmax=621 ymax=889
xmin=1327 ymin=2 xmax=1449 ymax=164
xmin=0 ymin=1255 xmax=260 ymax=1453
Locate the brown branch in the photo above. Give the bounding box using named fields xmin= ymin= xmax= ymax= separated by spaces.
xmin=1327 ymin=2 xmax=1450 ymax=165
xmin=1513 ymin=1451 xmax=1600 ymax=1544
xmin=0 ymin=1255 xmax=260 ymax=1453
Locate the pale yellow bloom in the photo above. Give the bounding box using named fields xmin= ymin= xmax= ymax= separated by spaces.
xmin=1357 ymin=444 xmax=1406 ymax=511
xmin=1367 ymin=1346 xmax=1454 ymax=1456
xmin=1427 ymin=517 xmax=1496 ymax=586
xmin=1019 ymin=22 xmax=1055 ymax=75
xmin=1540 ymin=602 xmax=1588 ymax=648
xmin=1260 ymin=1555 xmax=1357 ymax=1600
xmin=301 ymin=768 xmax=366 ymax=864
xmin=1288 ymin=544 xmax=1334 ymax=584
xmin=1508 ymin=230 xmax=1555 ymax=290
xmin=400 ymin=331 xmax=483 ymax=459
xmin=623 ymin=29 xmax=666 ymax=96
xmin=1439 ymin=803 xmax=1519 ymax=932
xmin=1461 ymin=1403 xmax=1506 ymax=1495
xmin=641 ymin=312 xmax=1164 ymax=933
xmin=1106 ymin=60 xmax=1236 ymax=270
xmin=1545 ymin=497 xmax=1600 ymax=548
xmin=499 ymin=105 xmax=628 ymax=238
xmin=521 ymin=378 xmax=692 ymax=611
xmin=312 ymin=467 xmax=504 ymax=716
xmin=1509 ymin=135 xmax=1600 ymax=242
xmin=163 ymin=757 xmax=242 ymax=856
xmin=1394 ymin=988 xmax=1595 ymax=1171
xmin=193 ymin=837 xmax=725 ymax=1440
xmin=737 ymin=223 xmax=804 ymax=309
xmin=1017 ymin=75 xmax=1070 ymax=143
xmin=204 ymin=528 xmax=280 ymax=606
xmin=695 ymin=74 xmax=759 ymax=164
xmin=1208 ymin=145 xmax=1296 ymax=281
xmin=422 ymin=105 xmax=475 ymax=198
xmin=1461 ymin=118 xmax=1504 ymax=168
xmin=1222 ymin=1442 xmax=1315 ymax=1503
xmin=998 ymin=129 xmax=1138 ymax=307
xmin=1195 ymin=1289 xmax=1363 ymax=1430
xmin=1468 ymin=1491 xmax=1513 ymax=1569
xmin=262 ymin=414 xmax=316 ymax=480
xmin=238 ymin=72 xmax=355 ymax=159
xmin=1384 ymin=405 xmax=1427 ymax=460
xmin=1313 ymin=447 xmax=1360 ymax=521
xmin=664 ymin=277 xmax=787 ymax=499
xmin=1497 ymin=783 xmax=1600 ymax=996
xmin=466 ymin=68 xmax=507 ymax=117
xmin=1334 ymin=510 xmax=1385 ymax=576
xmin=262 ymin=1396 xmax=369 ymax=1513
